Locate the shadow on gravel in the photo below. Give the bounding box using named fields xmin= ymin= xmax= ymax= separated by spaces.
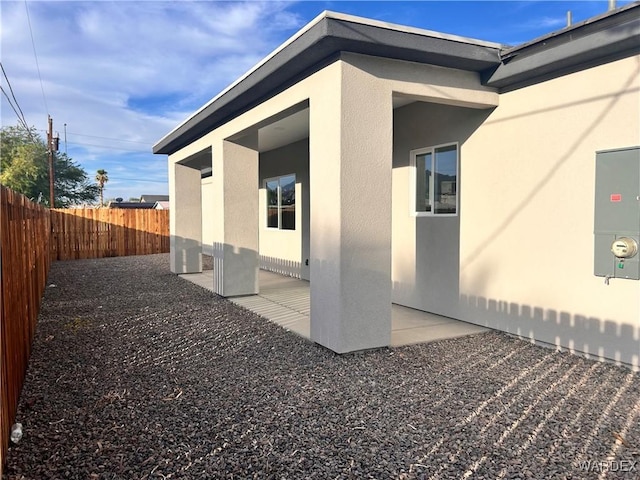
xmin=4 ymin=254 xmax=640 ymax=479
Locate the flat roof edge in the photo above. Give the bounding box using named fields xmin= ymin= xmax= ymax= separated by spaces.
xmin=502 ymin=1 xmax=640 ymax=57
xmin=153 ymin=10 xmax=505 ymax=154
xmin=153 ymin=11 xmax=330 ymax=151
xmin=486 ymin=5 xmax=640 ymax=90
xmin=154 ymin=5 xmax=639 ymax=155
xmin=323 ymin=11 xmax=506 ymax=50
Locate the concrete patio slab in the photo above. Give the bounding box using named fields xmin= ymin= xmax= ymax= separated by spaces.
xmin=179 ymin=269 xmax=488 ymax=347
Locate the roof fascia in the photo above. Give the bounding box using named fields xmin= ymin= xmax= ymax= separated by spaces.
xmin=153 ymin=12 xmax=502 ymax=155
xmin=484 ymin=3 xmax=640 ymax=91
xmin=323 ymin=11 xmax=504 ymax=49
xmin=154 ymin=11 xmax=330 ymax=152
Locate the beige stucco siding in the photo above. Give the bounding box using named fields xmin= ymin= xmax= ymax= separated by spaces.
xmin=459 ymin=55 xmax=640 ymax=366
xmin=392 ymin=102 xmax=494 ymax=315
xmin=201 ymin=177 xmax=214 ymax=256
xmin=166 ymin=62 xmax=342 ymax=291
xmin=167 ymin=53 xmax=496 ymax=268
xmin=165 ymin=49 xmax=640 ymax=362
xmin=168 ymin=163 xmax=202 ymax=273
xmin=344 ymin=53 xmax=499 ymax=109
xmin=168 ymin=54 xmax=502 ymax=352
xmin=258 ymin=139 xmax=310 ymax=279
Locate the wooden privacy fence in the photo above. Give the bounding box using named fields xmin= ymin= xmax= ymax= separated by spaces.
xmin=1 ymin=187 xmax=51 ymax=474
xmin=1 ymin=186 xmax=170 ymax=474
xmin=50 ymin=208 xmax=169 ymax=260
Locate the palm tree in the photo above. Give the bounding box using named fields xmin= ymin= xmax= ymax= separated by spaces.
xmin=95 ymin=169 xmax=109 ymax=207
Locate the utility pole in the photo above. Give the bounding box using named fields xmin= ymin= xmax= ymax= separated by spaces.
xmin=47 ymin=115 xmax=54 ymax=208
xmin=46 ymin=116 xmax=60 ymax=207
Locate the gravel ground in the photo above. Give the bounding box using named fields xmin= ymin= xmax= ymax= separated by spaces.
xmin=4 ymin=254 xmax=640 ymax=479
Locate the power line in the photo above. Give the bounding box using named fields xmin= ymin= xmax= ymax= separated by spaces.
xmin=37 ymin=129 xmax=154 ymax=148
xmin=1 ymin=85 xmax=29 ymax=130
xmin=0 ymin=66 xmax=38 ymax=145
xmin=0 ymin=62 xmax=29 ymax=128
xmin=24 ymin=0 xmax=48 ymax=114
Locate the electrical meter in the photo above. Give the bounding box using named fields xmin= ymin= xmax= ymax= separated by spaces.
xmin=594 ymin=146 xmax=640 ymax=280
xmin=610 ymin=237 xmax=638 ymax=259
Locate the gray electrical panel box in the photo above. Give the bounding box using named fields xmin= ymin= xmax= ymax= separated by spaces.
xmin=594 ymin=146 xmax=640 ymax=280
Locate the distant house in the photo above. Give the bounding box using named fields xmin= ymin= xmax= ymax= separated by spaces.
xmin=154 ymin=5 xmax=640 ymax=366
xmin=107 ymin=194 xmax=169 ymax=209
xmin=140 ymin=194 xmax=169 ymax=204
xmin=107 ymin=201 xmax=155 ymax=209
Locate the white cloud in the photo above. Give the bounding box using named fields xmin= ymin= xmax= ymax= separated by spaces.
xmin=1 ymin=0 xmax=304 ymax=201
xmin=523 ymin=15 xmax=566 ymax=30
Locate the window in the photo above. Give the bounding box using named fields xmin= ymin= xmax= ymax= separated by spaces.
xmin=266 ymin=174 xmax=296 ymax=230
xmin=411 ymin=143 xmax=458 ymax=215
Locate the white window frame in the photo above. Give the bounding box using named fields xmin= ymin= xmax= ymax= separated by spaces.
xmin=410 ymin=142 xmax=459 ymax=217
xmin=265 ymin=173 xmax=296 ymax=230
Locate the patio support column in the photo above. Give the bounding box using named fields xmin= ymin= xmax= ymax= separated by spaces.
xmin=309 ymin=61 xmax=392 ymax=353
xmin=169 ymin=162 xmax=202 ymax=274
xmin=212 ymin=139 xmax=259 ymax=297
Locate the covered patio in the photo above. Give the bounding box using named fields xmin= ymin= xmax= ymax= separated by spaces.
xmin=180 ymin=269 xmax=488 ymax=347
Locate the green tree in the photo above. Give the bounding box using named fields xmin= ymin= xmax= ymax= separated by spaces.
xmin=0 ymin=124 xmax=98 ymax=207
xmin=95 ymin=169 xmax=109 ymax=207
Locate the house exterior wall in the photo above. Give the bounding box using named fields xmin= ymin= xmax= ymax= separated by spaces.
xmin=167 ymin=53 xmax=501 ymax=353
xmin=216 ymin=139 xmax=260 ymax=296
xmin=307 ymin=58 xmax=394 ymax=352
xmin=201 ymin=176 xmax=214 ymax=256
xmin=457 ymin=55 xmax=640 ymax=367
xmin=392 ymin=102 xmax=494 ymax=315
xmin=343 ymin=53 xmax=499 ymax=109
xmin=168 ymin=51 xmax=640 ymax=363
xmin=391 ymin=55 xmax=640 ymax=368
xmin=162 ymin=9 xmax=640 ymax=361
xmin=306 ymin=57 xmax=496 ymax=352
xmin=168 ymin=60 xmax=392 ymax=350
xmin=258 ymin=139 xmax=310 ymax=280
xmin=169 ymin=162 xmax=202 ymax=273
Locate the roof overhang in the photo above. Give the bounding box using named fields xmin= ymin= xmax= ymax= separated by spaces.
xmin=153 ymin=4 xmax=640 ymax=156
xmin=484 ymin=2 xmax=640 ymax=91
xmin=153 ymin=11 xmax=503 ymax=155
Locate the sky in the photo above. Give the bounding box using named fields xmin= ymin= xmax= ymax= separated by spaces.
xmin=1 ymin=0 xmax=633 ymax=202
